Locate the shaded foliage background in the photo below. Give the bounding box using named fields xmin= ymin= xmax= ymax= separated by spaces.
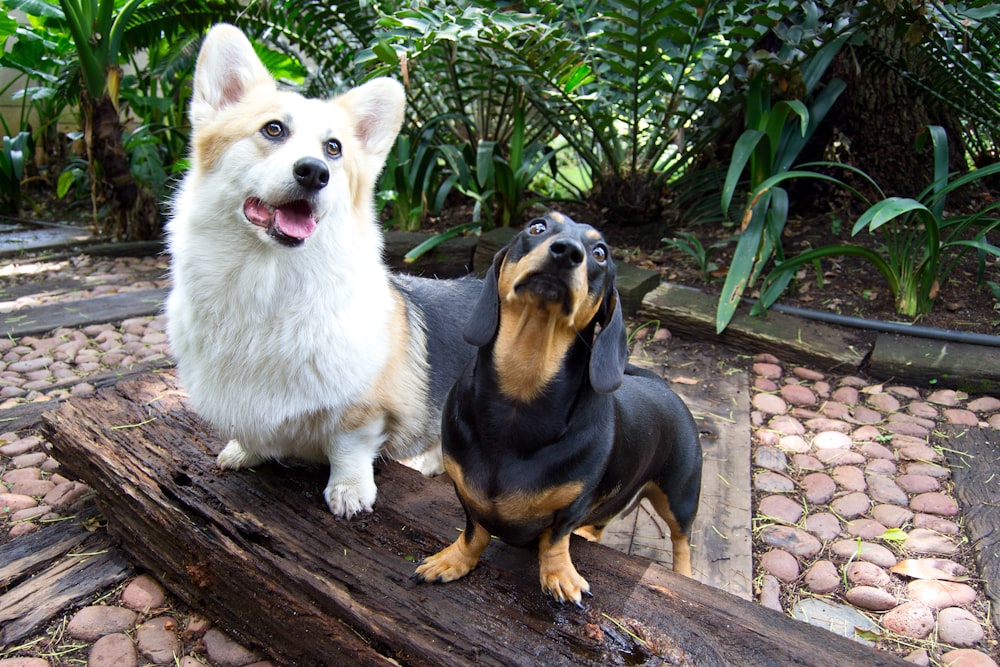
xmin=1 ymin=0 xmax=997 ymax=325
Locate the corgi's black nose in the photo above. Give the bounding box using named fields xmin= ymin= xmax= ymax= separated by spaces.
xmin=549 ymin=237 xmax=585 ymax=267
xmin=294 ymin=157 xmax=330 ymax=191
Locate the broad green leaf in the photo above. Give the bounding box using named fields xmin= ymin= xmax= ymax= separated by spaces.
xmin=852 ymin=198 xmax=928 ymax=235
xmin=722 ymin=129 xmax=765 ymax=214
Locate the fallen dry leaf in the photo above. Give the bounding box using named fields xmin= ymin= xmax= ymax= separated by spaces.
xmin=671 ymin=376 xmax=700 ymax=385
xmin=890 ymin=558 xmax=969 ymax=582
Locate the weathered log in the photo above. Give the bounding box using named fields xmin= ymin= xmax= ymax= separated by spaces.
xmin=42 ymin=372 xmax=907 ymax=666
xmin=640 ymin=283 xmax=868 ymax=371
xmin=941 ymin=425 xmax=1000 ymax=634
xmin=384 ymin=230 xmax=478 ymax=278
xmin=869 ymin=334 xmax=1000 ymax=392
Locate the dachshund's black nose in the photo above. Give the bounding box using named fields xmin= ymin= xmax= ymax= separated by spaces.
xmin=549 ymin=237 xmax=585 ymax=267
xmin=293 ymin=157 xmax=330 ymax=191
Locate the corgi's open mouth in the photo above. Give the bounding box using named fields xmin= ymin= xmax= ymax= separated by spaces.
xmin=244 ymin=198 xmax=317 ymax=247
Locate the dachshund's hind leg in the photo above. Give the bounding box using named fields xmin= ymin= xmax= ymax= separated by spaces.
xmin=643 ymin=484 xmax=693 ymax=577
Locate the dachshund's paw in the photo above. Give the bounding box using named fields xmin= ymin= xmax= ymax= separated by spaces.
xmin=324 ymin=478 xmax=377 ymax=518
xmin=217 ymin=439 xmax=264 ymax=469
xmin=414 ymin=542 xmax=481 ymax=583
xmin=572 ymin=525 xmax=604 ymax=542
xmin=540 ymin=562 xmax=591 ymax=606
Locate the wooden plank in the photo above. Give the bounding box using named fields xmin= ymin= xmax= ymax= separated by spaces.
xmin=640 ymin=283 xmax=867 ymax=371
xmin=869 ymin=334 xmax=1000 ymax=392
xmin=613 ymin=262 xmax=660 ymax=315
xmin=0 ymin=277 xmax=86 ymax=301
xmin=473 ymin=226 xmax=517 ymax=275
xmin=0 ymin=226 xmax=93 ymax=259
xmin=940 ymin=425 xmax=1000 ymax=634
xmin=384 ymin=230 xmax=478 ymax=278
xmin=0 ymin=360 xmax=174 ymax=432
xmin=41 ymin=371 xmax=907 ymax=667
xmin=0 ymin=506 xmax=97 ymax=588
xmin=0 ymin=530 xmax=133 ymax=644
xmin=1 ymin=288 xmax=169 ymax=338
xmin=603 ymin=353 xmax=754 ymax=599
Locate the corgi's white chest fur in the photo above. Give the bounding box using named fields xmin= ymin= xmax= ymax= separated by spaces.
xmin=167 ymin=201 xmax=393 ymax=452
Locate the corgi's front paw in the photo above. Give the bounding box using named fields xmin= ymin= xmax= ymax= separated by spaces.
xmin=217 ymin=439 xmax=264 ymax=469
xmin=324 ymin=476 xmax=377 ymax=518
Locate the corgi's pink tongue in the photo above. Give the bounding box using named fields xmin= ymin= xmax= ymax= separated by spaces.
xmin=274 ymin=200 xmax=317 ymax=239
xmin=244 ymin=198 xmax=317 ymax=240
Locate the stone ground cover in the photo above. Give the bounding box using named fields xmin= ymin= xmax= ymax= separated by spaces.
xmin=749 ymin=355 xmax=999 ymax=665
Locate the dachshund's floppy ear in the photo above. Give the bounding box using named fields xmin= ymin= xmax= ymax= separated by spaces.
xmin=463 ymin=248 xmax=506 ymax=347
xmin=589 ymin=287 xmax=628 ymax=394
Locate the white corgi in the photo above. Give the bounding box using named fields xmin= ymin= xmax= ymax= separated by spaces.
xmin=166 ymin=24 xmax=478 ymax=517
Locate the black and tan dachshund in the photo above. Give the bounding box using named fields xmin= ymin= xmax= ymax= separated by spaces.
xmin=414 ymin=212 xmax=703 ymax=605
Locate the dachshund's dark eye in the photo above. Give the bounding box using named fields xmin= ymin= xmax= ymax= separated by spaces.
xmin=326 ymin=139 xmax=342 ymax=158
xmin=593 ymin=245 xmax=608 ymax=263
xmin=528 ymin=220 xmax=547 ymax=235
xmin=261 ymin=121 xmax=285 ymax=139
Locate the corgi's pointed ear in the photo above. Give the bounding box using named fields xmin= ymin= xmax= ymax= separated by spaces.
xmin=191 ymin=24 xmax=274 ymax=126
xmin=339 ymin=78 xmax=406 ymax=164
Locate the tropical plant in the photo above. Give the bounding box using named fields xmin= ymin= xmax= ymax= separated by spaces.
xmin=662 ymin=231 xmax=734 ymax=282
xmin=364 ymin=0 xmax=804 ymax=223
xmin=434 ymin=114 xmax=565 ymax=229
xmin=714 ymin=30 xmax=851 ymax=332
xmin=485 ymin=108 xmax=565 ymax=228
xmin=55 ymin=0 xmax=163 ymax=239
xmin=379 ymin=124 xmax=451 ymax=231
xmin=4 ymin=0 xmax=255 ymax=239
xmin=0 ymin=11 xmax=78 ymax=175
xmin=437 ymin=140 xmax=495 ymax=225
xmin=0 ymin=132 xmax=32 ymax=214
xmin=756 ymin=126 xmax=1000 ymax=318
xmin=856 ymin=1 xmax=1000 ymax=163
xmin=242 ymin=0 xmax=379 ymax=96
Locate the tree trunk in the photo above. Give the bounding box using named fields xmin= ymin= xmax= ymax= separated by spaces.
xmin=82 ymin=87 xmax=161 ymax=241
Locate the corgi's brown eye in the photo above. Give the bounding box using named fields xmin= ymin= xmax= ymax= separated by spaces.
xmin=262 ymin=121 xmax=285 ymax=139
xmin=528 ymin=220 xmax=547 ymax=235
xmin=592 ymin=245 xmax=607 ymax=263
xmin=326 ymin=139 xmax=342 ymax=158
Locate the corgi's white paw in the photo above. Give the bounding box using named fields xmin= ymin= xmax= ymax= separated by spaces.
xmin=400 ymin=445 xmax=445 ymax=477
xmin=217 ymin=439 xmax=263 ymax=469
xmin=324 ymin=477 xmax=378 ymax=518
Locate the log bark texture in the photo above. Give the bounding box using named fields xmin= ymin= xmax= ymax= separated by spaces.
xmin=42 ymin=372 xmax=907 ymax=667
xmin=942 ymin=425 xmax=1000 ymax=634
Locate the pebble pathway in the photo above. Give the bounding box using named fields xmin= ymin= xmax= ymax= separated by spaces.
xmin=1 ymin=252 xmax=998 ymax=665
xmin=750 ymin=353 xmax=999 ymax=665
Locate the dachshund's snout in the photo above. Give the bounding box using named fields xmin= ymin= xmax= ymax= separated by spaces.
xmin=549 ymin=237 xmax=585 ymax=268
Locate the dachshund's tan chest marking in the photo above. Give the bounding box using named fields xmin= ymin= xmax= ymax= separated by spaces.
xmin=493 ymin=300 xmax=577 ymax=402
xmin=446 ymin=457 xmax=583 ymax=521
